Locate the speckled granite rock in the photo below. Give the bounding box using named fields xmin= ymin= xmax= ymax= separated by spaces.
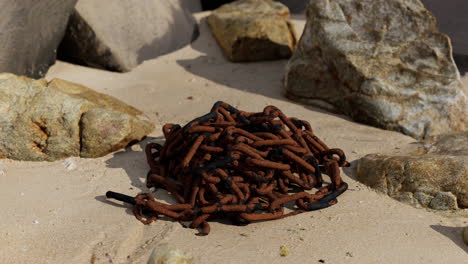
xmin=207 ymin=0 xmax=297 ymax=62
xmin=0 ymin=0 xmax=78 ymax=78
xmin=356 ymin=132 xmax=468 ymax=210
xmin=285 ymin=0 xmax=468 ymax=139
xmin=0 ymin=73 xmax=154 ymax=161
xmin=58 ymin=0 xmax=198 ymax=72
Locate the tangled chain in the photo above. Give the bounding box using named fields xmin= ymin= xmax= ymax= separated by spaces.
xmin=107 ymin=102 xmax=348 ymax=235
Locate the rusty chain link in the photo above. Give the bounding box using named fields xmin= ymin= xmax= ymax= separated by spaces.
xmin=106 ymin=101 xmax=349 ymax=235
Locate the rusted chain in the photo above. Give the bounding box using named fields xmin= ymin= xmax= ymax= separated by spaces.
xmin=106 ymin=102 xmax=349 ymax=235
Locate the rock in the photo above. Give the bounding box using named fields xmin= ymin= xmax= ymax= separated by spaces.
xmin=356 ymin=132 xmax=468 ymax=210
xmin=463 ymin=226 xmax=468 ymax=246
xmin=57 ymin=0 xmax=198 ymax=72
xmin=207 ymin=0 xmax=297 ymax=62
xmin=393 ymin=192 xmax=418 ymax=207
xmin=201 ymin=0 xmax=307 ymax=13
xmin=414 ymin=192 xmax=434 ymax=207
xmin=0 ymin=0 xmax=78 ymax=78
xmin=284 ymin=0 xmax=468 ymax=139
xmin=147 ymin=243 xmax=192 ymax=264
xmin=429 ymin=192 xmax=458 ymax=210
xmin=0 ymin=73 xmax=154 ymax=161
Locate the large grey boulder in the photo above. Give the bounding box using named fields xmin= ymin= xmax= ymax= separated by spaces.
xmin=0 ymin=73 xmax=154 ymax=161
xmin=207 ymin=0 xmax=297 ymax=62
xmin=284 ymin=0 xmax=468 ymax=139
xmin=57 ymin=0 xmax=198 ymax=72
xmin=356 ymin=132 xmax=468 ymax=210
xmin=0 ymin=0 xmax=77 ymax=78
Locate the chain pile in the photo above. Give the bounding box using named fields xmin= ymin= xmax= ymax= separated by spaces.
xmin=106 ymin=101 xmax=348 ymax=235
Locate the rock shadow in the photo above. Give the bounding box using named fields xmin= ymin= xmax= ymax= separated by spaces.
xmin=177 ymin=17 xmax=349 ymax=121
xmin=105 ymin=136 xmax=164 ymax=191
xmin=430 ymin=225 xmax=468 ymax=254
xmin=454 ymin=54 xmax=468 ymax=75
xmin=342 ymin=160 xmax=358 ymax=181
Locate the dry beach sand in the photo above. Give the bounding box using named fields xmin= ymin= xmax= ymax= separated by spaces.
xmin=1 ymin=13 xmax=467 ymax=264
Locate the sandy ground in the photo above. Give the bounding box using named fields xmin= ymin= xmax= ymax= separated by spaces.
xmin=1 ymin=13 xmax=467 ymax=264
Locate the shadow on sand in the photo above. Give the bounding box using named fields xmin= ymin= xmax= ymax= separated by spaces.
xmin=430 ymin=225 xmax=468 ymax=254
xmin=176 ymin=17 xmax=351 ymax=124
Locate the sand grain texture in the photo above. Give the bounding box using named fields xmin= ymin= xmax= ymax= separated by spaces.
xmin=0 ymin=13 xmax=466 ymax=264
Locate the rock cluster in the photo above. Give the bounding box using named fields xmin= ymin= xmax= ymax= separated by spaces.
xmin=207 ymin=0 xmax=297 ymax=62
xmin=0 ymin=0 xmax=77 ymax=78
xmin=0 ymin=0 xmax=199 ymax=77
xmin=0 ymin=73 xmax=154 ymax=161
xmin=58 ymin=0 xmax=198 ymax=72
xmin=356 ymin=132 xmax=468 ymax=210
xmin=284 ymin=0 xmax=468 ymax=139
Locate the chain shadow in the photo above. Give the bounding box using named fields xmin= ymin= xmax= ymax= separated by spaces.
xmin=97 ymin=136 xmax=191 ymax=217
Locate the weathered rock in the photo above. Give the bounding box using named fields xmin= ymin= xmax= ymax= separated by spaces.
xmin=57 ymin=0 xmax=198 ymax=72
xmin=0 ymin=73 xmax=154 ymax=161
xmin=207 ymin=0 xmax=297 ymax=62
xmin=147 ymin=243 xmax=193 ymax=264
xmin=356 ymin=132 xmax=468 ymax=210
xmin=0 ymin=0 xmax=78 ymax=78
xmin=414 ymin=192 xmax=434 ymax=207
xmin=202 ymin=0 xmax=307 ymax=13
xmin=429 ymin=192 xmax=458 ymax=210
xmin=285 ymin=0 xmax=468 ymax=139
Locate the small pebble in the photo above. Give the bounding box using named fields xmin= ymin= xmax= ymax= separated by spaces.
xmin=32 ymin=220 xmax=39 ymax=224
xmin=318 ymin=260 xmax=325 ymax=263
xmin=279 ymin=245 xmax=289 ymax=257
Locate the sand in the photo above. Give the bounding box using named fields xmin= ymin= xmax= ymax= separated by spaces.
xmin=1 ymin=13 xmax=467 ymax=264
